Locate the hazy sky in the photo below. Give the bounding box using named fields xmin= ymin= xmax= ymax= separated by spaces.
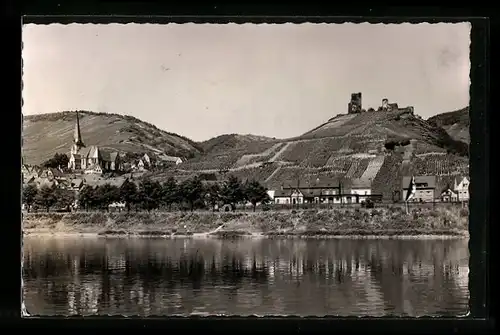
xmin=22 ymin=23 xmax=471 ymax=142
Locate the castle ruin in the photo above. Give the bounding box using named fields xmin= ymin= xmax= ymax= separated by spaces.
xmin=348 ymin=92 xmax=362 ymax=114
xmin=347 ymin=92 xmax=414 ymax=115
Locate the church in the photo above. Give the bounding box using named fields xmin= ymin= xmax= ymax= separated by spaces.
xmin=67 ymin=111 xmax=122 ymax=173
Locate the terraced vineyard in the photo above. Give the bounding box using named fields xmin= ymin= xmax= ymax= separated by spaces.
xmin=182 ymin=140 xmax=279 ymax=171
xmin=371 ymin=154 xmax=404 ymax=200
xmin=412 ymin=155 xmax=469 ymax=176
xmin=325 ymin=156 xmax=354 ymax=174
xmin=233 ymin=143 xmax=285 ymax=167
xmin=300 ymin=111 xmax=398 ymax=139
xmin=180 ymin=151 xmax=245 ymax=171
xmin=224 ymin=164 xmax=279 ymax=183
xmin=361 ymin=155 xmax=386 ymax=180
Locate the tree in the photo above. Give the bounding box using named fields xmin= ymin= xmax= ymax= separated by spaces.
xmin=220 ymin=175 xmax=245 ymax=209
xmin=161 ymin=177 xmax=179 ymax=211
xmin=54 ymin=188 xmax=75 ymax=211
xmin=244 ymin=180 xmax=270 ymax=212
xmin=22 ymin=183 xmax=38 ymax=212
xmin=79 ymin=185 xmax=96 ymax=211
xmin=180 ymin=176 xmax=205 ymax=212
xmin=96 ymin=183 xmax=120 ymax=211
xmin=35 ymin=184 xmax=58 ymax=212
xmin=43 ymin=153 xmax=69 ymax=169
xmin=205 ymin=183 xmax=221 ymax=212
xmin=137 ymin=178 xmax=162 ymax=212
xmin=119 ymin=178 xmax=138 ymax=212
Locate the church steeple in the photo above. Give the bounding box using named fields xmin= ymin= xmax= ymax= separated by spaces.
xmin=70 ymin=111 xmax=85 ymax=156
xmin=73 ymin=111 xmax=85 ymax=147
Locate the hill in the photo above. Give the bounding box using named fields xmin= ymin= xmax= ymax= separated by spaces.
xmin=22 ymin=111 xmax=203 ymax=165
xmin=154 ymin=108 xmax=469 ymax=201
xmin=199 ymin=134 xmax=277 ymax=154
xmin=427 ymin=107 xmax=470 ymax=144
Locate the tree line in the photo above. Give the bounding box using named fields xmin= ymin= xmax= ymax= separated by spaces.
xmin=22 ymin=175 xmax=270 ymax=213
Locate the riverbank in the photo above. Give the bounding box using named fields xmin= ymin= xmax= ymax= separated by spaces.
xmin=22 ymin=206 xmax=469 ymax=239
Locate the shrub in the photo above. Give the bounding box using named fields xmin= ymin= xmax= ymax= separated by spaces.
xmin=459 ymin=208 xmax=469 ymax=217
xmin=430 ymin=210 xmax=440 ymax=218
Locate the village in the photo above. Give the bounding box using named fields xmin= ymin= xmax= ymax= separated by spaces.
xmin=21 ymin=109 xmax=470 ymax=213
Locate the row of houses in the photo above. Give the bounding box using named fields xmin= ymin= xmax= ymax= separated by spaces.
xmin=266 ymin=175 xmax=470 ymax=205
xmin=127 ymin=153 xmax=183 ymax=172
xmin=401 ymin=175 xmax=469 ymax=203
xmin=22 ymin=165 xmax=133 ymax=193
xmin=268 ymin=177 xmax=378 ymax=205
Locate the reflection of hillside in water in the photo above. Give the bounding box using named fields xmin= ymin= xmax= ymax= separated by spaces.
xmin=22 ymin=237 xmax=469 ymax=316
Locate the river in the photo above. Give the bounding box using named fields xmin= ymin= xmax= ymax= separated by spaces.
xmin=22 ymin=236 xmax=469 ymax=317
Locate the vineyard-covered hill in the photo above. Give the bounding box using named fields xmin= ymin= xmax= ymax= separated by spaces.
xmin=155 ymin=108 xmax=470 ymax=200
xmin=22 ymin=111 xmax=203 ymax=165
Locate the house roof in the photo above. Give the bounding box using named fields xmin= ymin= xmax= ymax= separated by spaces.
xmin=282 ymin=176 xmax=340 ymax=189
xmin=26 ymin=176 xmax=36 ymax=184
xmin=70 ymin=179 xmax=84 ymax=188
xmin=401 ymin=175 xmax=437 ymax=189
xmin=300 ymin=188 xmax=323 ymax=197
xmin=99 ymin=149 xmax=119 ymax=162
xmin=37 ymin=178 xmax=57 ymax=188
xmin=309 ymin=176 xmax=340 ymax=188
xmin=441 ymin=188 xmax=457 ymax=195
xmin=274 ymin=189 xmax=292 ymax=197
xmin=160 ymin=155 xmax=182 ymax=162
xmin=347 ymin=178 xmax=372 ymax=189
xmin=82 ymin=175 xmax=127 ymax=188
xmin=46 ymin=167 xmax=64 ymax=178
xmin=76 ymin=146 xmax=93 ymax=158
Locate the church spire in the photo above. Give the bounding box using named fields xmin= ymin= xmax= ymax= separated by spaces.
xmin=73 ymin=111 xmax=85 ymax=148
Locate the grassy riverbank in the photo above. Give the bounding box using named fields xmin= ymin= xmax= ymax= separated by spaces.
xmin=22 ymin=206 xmax=469 ymax=239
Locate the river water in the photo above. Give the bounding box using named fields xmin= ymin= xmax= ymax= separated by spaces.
xmin=22 ymin=236 xmax=469 ymax=317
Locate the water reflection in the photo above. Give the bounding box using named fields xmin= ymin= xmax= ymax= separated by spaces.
xmin=22 ymin=237 xmax=469 ymax=316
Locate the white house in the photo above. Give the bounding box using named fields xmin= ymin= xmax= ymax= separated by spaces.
xmin=349 ymin=178 xmax=372 ymax=203
xmin=290 ymin=189 xmax=304 ymax=205
xmin=109 ymin=202 xmax=126 ymax=212
xmin=84 ymin=164 xmax=103 ymax=175
xmin=273 ymin=189 xmax=291 ymax=204
xmin=454 ymin=177 xmax=470 ymax=201
xmin=440 ymin=188 xmax=458 ymax=202
xmin=143 ymin=153 xmax=152 ymax=167
xmin=266 ymin=190 xmax=275 ymax=201
xmin=159 ymin=155 xmax=183 ymax=166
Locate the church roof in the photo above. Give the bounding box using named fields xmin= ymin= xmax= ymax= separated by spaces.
xmin=99 ymin=150 xmax=119 ymax=162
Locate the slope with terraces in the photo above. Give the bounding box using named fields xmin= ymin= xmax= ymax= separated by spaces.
xmin=169 ymin=108 xmax=469 ymax=200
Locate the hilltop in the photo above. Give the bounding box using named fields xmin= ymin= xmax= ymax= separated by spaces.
xmin=199 ymin=134 xmax=277 ymax=154
xmin=22 ymin=111 xmax=203 ymax=165
xmin=153 ymin=108 xmax=469 ymax=200
xmin=427 ymin=107 xmax=470 ymax=144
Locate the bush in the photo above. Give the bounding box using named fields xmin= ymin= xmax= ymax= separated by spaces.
xmin=459 ymin=208 xmax=469 ymax=217
xmin=430 ymin=210 xmax=440 ymax=218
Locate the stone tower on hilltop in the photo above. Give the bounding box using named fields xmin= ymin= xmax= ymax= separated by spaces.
xmin=71 ymin=111 xmax=86 ymax=155
xmin=348 ymin=92 xmax=362 ymax=114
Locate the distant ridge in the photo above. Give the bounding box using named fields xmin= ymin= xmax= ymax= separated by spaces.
xmin=427 ymin=107 xmax=470 ymax=144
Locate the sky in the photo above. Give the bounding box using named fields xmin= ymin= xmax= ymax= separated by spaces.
xmin=22 ymin=23 xmax=471 ymax=142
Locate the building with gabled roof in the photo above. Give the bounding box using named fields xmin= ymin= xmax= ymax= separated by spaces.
xmin=275 ymin=176 xmax=379 ymax=205
xmin=454 ymin=176 xmax=469 ymax=201
xmin=401 ymin=175 xmax=437 ymax=202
